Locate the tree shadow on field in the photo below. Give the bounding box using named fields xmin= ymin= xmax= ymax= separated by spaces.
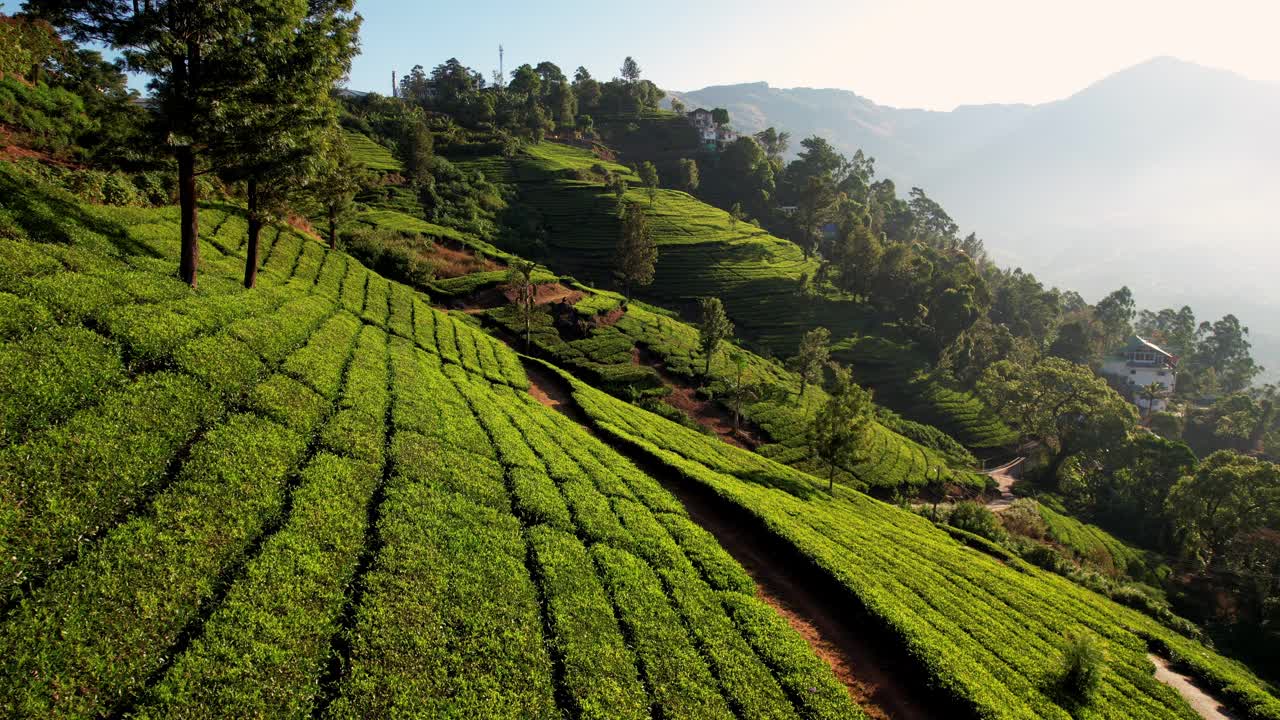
xmin=737 ymin=468 xmax=824 ymax=501
xmin=0 ymin=169 xmax=158 ymax=259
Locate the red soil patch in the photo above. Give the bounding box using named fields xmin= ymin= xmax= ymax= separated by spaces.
xmin=594 ymin=306 xmax=625 ymax=327
xmin=660 ymin=465 xmax=936 ymax=720
xmin=0 ymin=125 xmax=80 ymax=168
xmin=285 ymin=214 xmax=323 ymax=242
xmin=631 ymin=346 xmax=762 ymax=450
xmin=431 ymin=242 xmax=503 ymax=279
xmin=458 ymin=282 xmax=584 ymax=312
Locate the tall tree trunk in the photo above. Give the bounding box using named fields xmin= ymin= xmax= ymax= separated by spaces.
xmin=828 ymin=463 xmax=835 ymax=493
xmin=177 ymin=145 xmax=199 ymax=288
xmin=244 ymin=178 xmax=260 ymax=289
xmin=328 ymin=206 xmax=337 ymax=250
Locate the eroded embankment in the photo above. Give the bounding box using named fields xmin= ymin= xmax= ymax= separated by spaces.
xmin=520 ymin=358 xmax=943 ymax=720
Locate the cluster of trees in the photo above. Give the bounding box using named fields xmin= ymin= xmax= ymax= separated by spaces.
xmin=339 ymin=93 xmax=503 ymax=237
xmin=23 ymin=1 xmax=363 ymax=289
xmin=396 ymin=55 xmax=664 ymax=142
xmin=1 ymin=13 xmax=154 ymax=168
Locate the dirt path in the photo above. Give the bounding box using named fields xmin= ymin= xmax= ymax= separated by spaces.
xmin=985 ymin=458 xmax=1024 ymax=513
xmin=655 ymin=461 xmax=937 ymax=720
xmin=518 ymin=357 xmax=936 ymax=720
xmin=1149 ymin=654 xmax=1242 ymax=720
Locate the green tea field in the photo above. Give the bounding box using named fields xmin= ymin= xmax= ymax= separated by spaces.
xmin=0 ymin=164 xmax=863 ymax=719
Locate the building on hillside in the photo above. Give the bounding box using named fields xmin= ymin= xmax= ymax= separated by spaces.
xmin=1101 ymin=335 xmax=1178 ymax=414
xmin=686 ymin=108 xmax=737 ymax=151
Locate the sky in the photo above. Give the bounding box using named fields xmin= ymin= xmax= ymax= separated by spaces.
xmin=346 ymin=0 xmax=1280 ymax=110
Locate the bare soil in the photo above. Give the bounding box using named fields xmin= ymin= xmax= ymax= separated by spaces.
xmin=631 ymin=346 xmax=763 ymax=450
xmin=985 ymin=458 xmax=1024 ymax=513
xmin=458 ymin=282 xmax=585 ymax=313
xmin=519 ymin=358 xmax=941 ymax=720
xmin=1149 ymin=654 xmax=1242 ymax=720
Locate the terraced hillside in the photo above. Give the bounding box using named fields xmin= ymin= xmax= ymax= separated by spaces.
xmin=471 ymin=142 xmax=867 ymax=353
xmin=0 ymin=163 xmax=865 ymax=719
xmin=481 ymin=278 xmax=987 ymax=494
xmin=567 ymin=376 xmax=1280 ymax=720
xmin=454 ymin=140 xmax=1014 ymax=451
xmin=832 ymin=335 xmax=1018 ymax=450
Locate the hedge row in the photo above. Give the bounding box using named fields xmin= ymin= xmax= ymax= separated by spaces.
xmin=319 ymin=326 xmax=389 ymax=467
xmin=0 ymin=413 xmax=307 ymax=717
xmin=0 ymin=371 xmax=219 ymax=598
xmin=136 ymin=454 xmax=379 ymax=718
xmin=573 ymin=379 xmax=1280 ymax=720
xmin=591 ymin=543 xmax=735 ymax=719
xmin=527 ymin=526 xmax=649 ymax=720
xmin=330 ymin=484 xmax=557 ymax=718
xmin=0 ymin=325 xmax=125 ymax=444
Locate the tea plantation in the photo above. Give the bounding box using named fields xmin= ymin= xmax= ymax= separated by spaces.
xmin=0 ymin=164 xmax=863 ymax=719
xmin=570 ymin=377 xmax=1280 ymax=720
xmin=453 ymin=139 xmax=1014 ymax=451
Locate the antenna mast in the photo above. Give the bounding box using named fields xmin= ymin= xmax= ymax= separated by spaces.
xmin=499 ymin=44 xmax=505 ymax=90
xmin=391 ymin=70 xmax=397 ymax=98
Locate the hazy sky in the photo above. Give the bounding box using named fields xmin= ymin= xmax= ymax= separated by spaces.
xmin=347 ymin=0 xmax=1279 ymax=110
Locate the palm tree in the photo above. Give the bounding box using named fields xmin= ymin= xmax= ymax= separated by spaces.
xmin=1139 ymin=382 xmax=1167 ymax=425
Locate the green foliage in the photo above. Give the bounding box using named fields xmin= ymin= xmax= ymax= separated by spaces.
xmin=0 ymin=326 xmax=124 ymax=444
xmin=946 ymin=501 xmax=1006 ymax=543
xmin=2 ymin=413 xmax=308 ymax=717
xmin=1055 ymin=633 xmax=1104 ymax=703
xmin=529 ymin=526 xmax=649 ymax=720
xmin=698 ymin=296 xmax=734 ymax=377
xmin=343 ymin=129 xmax=404 ymax=172
xmin=810 ymin=365 xmax=874 ymax=490
xmin=572 ymin=379 xmax=1280 ymax=720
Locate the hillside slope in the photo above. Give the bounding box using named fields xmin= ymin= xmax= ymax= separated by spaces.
xmin=457 ymin=140 xmax=1013 ymax=451
xmin=671 ymin=59 xmax=1280 ymax=378
xmin=0 ymin=162 xmax=863 ymax=719
xmin=569 ymin=377 xmax=1280 ymax=720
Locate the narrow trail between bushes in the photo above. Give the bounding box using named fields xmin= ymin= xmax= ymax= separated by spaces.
xmin=519 ymin=356 xmax=936 ymax=720
xmin=985 ymin=457 xmax=1024 ymax=513
xmin=1148 ymin=654 xmax=1242 ymax=720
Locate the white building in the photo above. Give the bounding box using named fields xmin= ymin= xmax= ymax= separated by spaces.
xmin=686 ymin=108 xmax=736 ymax=151
xmin=1101 ymin=336 xmax=1178 ymax=414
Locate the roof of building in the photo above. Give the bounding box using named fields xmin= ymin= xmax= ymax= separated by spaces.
xmin=1119 ymin=335 xmax=1175 ymax=359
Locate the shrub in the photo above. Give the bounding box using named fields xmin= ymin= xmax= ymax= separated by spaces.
xmin=0 ymin=326 xmax=125 ymax=443
xmin=1002 ymin=498 xmax=1048 ymax=540
xmin=1055 ymin=633 xmax=1103 ymax=702
xmin=947 ymin=501 xmax=1007 ymax=543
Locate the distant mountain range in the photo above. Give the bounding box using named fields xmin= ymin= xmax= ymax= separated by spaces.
xmin=670 ymin=58 xmax=1280 ymax=381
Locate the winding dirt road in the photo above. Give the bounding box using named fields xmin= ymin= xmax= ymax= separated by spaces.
xmin=1149 ymin=654 xmax=1242 ymax=720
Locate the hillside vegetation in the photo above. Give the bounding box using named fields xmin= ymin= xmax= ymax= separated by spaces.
xmin=453 ymin=139 xmax=1014 ymax=451
xmin=0 ymin=164 xmax=862 ymax=719
xmin=569 ymin=376 xmax=1280 ymax=720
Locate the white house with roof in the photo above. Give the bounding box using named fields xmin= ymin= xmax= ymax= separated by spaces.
xmin=686 ymin=108 xmax=737 ymax=151
xmin=1101 ymin=336 xmax=1178 ymax=414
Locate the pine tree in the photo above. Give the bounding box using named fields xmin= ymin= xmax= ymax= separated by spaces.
xmin=810 ymin=364 xmax=874 ymax=492
xmin=309 ymin=131 xmax=366 ymax=251
xmin=28 ymin=0 xmax=360 ymax=288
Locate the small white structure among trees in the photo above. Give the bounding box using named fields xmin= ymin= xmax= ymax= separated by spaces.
xmin=1101 ymin=336 xmax=1178 ymax=413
